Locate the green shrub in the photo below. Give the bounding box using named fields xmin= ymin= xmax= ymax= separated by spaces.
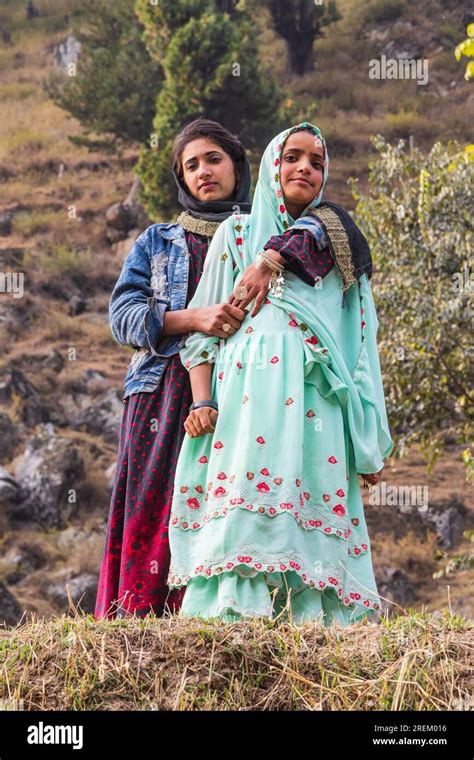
xmin=352 ymin=137 xmax=474 ymax=471
xmin=12 ymin=209 xmax=58 ymax=235
xmin=364 ymin=0 xmax=405 ymax=24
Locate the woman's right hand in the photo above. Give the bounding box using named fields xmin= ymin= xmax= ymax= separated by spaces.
xmin=360 ymin=469 xmax=384 ymax=488
xmin=193 ymin=303 xmax=247 ymax=339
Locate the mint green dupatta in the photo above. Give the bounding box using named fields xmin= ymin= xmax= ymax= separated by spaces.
xmin=180 ymin=122 xmax=393 ymax=475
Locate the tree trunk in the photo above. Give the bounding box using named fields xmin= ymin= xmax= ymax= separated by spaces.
xmin=286 ymin=34 xmax=316 ymax=75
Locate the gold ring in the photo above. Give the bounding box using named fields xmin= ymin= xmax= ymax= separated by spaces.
xmin=222 ymin=323 xmax=232 ymax=333
xmin=234 ymin=285 xmax=248 ymax=300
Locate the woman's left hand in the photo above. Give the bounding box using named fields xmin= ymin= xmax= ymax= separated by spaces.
xmin=227 ymin=261 xmax=273 ymax=317
xmin=360 ymin=469 xmax=383 ymax=488
xmin=184 ymin=407 xmax=219 ymax=438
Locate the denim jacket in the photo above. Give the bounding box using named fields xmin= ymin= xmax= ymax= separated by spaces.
xmin=109 ymin=222 xmax=192 ymax=400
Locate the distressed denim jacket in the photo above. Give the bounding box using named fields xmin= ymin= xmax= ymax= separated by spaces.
xmin=109 ymin=222 xmax=192 ymax=400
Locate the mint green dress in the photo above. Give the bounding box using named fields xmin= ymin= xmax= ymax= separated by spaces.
xmin=167 ymin=123 xmax=393 ymax=626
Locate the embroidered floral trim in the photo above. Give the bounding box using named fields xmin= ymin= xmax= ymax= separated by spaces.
xmin=171 ymin=486 xmax=370 ymax=558
xmin=184 ymin=342 xmax=219 ymax=370
xmin=349 ymin=282 xmax=367 ymax=372
xmin=285 ymin=310 xmax=333 ymax=363
xmin=168 ymin=557 xmax=381 ymax=613
xmin=359 ymin=282 xmax=366 ymax=336
xmin=233 ymin=213 xmax=244 ymax=260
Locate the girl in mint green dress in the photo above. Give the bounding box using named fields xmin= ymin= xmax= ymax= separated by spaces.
xmin=167 ymin=122 xmax=393 ymax=626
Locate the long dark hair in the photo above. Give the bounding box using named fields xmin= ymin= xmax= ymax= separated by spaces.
xmin=171 ymin=116 xmax=246 ymax=181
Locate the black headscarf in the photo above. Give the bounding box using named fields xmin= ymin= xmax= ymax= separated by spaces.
xmin=172 ymin=152 xmax=252 ymax=223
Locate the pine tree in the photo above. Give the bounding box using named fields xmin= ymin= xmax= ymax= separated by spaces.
xmin=266 ymin=0 xmax=340 ymax=75
xmin=135 ymin=0 xmax=285 ymax=218
xmin=47 ymin=0 xmax=162 ymax=147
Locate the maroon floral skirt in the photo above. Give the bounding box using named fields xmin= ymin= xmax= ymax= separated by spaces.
xmin=94 ymin=354 xmax=193 ymax=619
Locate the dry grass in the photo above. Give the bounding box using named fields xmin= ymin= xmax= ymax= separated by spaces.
xmin=45 ymin=314 xmax=116 ymax=352
xmin=0 ymin=609 xmax=472 ymax=711
xmin=11 ymin=209 xmax=61 ymax=236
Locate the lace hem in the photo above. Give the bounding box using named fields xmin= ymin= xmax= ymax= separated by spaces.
xmin=171 ymin=485 xmax=370 ymax=558
xmin=168 ymin=556 xmax=382 ymax=614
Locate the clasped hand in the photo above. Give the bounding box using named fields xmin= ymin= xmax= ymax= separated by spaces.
xmin=184 ymin=406 xmax=219 ymax=438
xmin=227 ymin=253 xmax=278 ymax=316
xmin=184 ymin=259 xmax=276 ymax=438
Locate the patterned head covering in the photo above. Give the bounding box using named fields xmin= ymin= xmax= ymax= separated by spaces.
xmin=231 ymin=122 xmax=371 ymax=302
xmin=253 ymin=120 xmax=328 ymax=226
xmin=231 ymin=122 xmax=329 ymax=270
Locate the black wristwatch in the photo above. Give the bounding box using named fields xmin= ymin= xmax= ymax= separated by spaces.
xmin=188 ymin=400 xmax=219 ymax=414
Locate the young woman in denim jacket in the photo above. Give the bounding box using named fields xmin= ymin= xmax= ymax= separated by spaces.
xmin=94 ymin=117 xmax=338 ymax=620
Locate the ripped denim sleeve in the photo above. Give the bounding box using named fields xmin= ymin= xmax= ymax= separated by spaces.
xmin=109 ymin=240 xmax=170 ymax=357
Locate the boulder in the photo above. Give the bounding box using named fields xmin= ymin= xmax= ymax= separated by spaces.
xmin=0 ymin=296 xmax=40 ymax=340
xmin=0 ymin=465 xmax=20 ymax=515
xmin=377 ymin=566 xmax=415 ymax=612
xmin=105 ymin=460 xmax=117 ymax=490
xmin=53 ymin=34 xmax=81 ymax=70
xmin=0 ymin=541 xmax=47 ymax=584
xmin=420 ymin=499 xmax=467 ymax=549
xmin=0 ymin=367 xmax=48 ymax=427
xmin=12 ymin=424 xmax=85 ymax=528
xmin=0 ymin=582 xmax=24 ymax=627
xmin=0 ymin=210 xmax=14 ymax=236
xmin=106 ymin=175 xmax=151 ymax=246
xmin=81 ymin=369 xmax=109 ymax=395
xmin=74 ymin=387 xmax=123 ymax=444
xmin=39 ymin=348 xmax=65 ymax=373
xmin=105 ymin=202 xmax=135 ymax=232
xmin=0 ymin=412 xmax=19 ymax=462
xmin=45 ymin=572 xmax=98 ymax=614
xmin=55 ymin=525 xmax=98 ymax=554
xmin=68 ymin=294 xmax=87 ymax=316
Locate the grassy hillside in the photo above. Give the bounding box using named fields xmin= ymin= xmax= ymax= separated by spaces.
xmin=1 ymin=609 xmax=472 ymax=710
xmin=258 ymin=0 xmax=472 ymax=205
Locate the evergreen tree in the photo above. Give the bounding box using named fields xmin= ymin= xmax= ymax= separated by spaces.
xmin=266 ymin=0 xmax=340 ymax=75
xmin=47 ymin=0 xmax=162 ymax=147
xmin=135 ymin=0 xmax=285 ymax=218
